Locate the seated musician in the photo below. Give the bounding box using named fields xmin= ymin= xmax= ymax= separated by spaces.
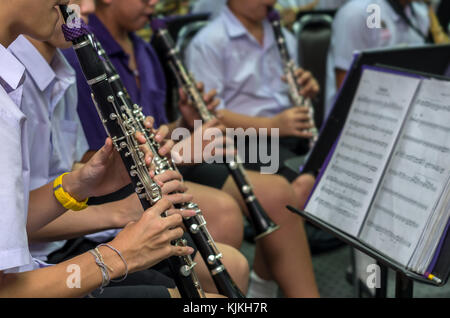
xmin=187 ymin=0 xmax=321 ymax=297
xmin=0 ymin=0 xmax=197 ymax=298
xmin=186 ymin=0 xmax=321 ymax=233
xmin=325 ymin=0 xmax=431 ymax=118
xmin=9 ymin=0 xmax=248 ymax=297
xmin=64 ymin=0 xmax=319 ymax=298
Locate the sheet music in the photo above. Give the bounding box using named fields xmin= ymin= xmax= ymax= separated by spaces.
xmin=360 ymin=78 xmax=450 ymax=267
xmin=306 ymin=69 xmax=421 ymax=236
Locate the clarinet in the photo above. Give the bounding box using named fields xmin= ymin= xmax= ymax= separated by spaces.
xmin=150 ymin=18 xmax=280 ymax=240
xmin=59 ymin=5 xmax=205 ymax=298
xmin=92 ymin=37 xmax=245 ymax=298
xmin=267 ymin=8 xmax=319 ymax=149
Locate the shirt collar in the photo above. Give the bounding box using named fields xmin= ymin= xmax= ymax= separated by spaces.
xmin=0 ymin=42 xmax=25 ymax=93
xmin=8 ymin=35 xmax=75 ymax=92
xmin=222 ymin=6 xmax=275 ymax=51
xmin=222 ymin=6 xmax=248 ymax=39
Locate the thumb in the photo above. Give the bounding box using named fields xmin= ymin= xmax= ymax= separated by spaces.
xmin=94 ymin=138 xmax=114 ymax=164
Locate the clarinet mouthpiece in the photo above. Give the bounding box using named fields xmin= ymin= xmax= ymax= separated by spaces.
xmin=267 ymin=8 xmax=281 ymax=22
xmin=149 ymin=17 xmax=167 ymax=32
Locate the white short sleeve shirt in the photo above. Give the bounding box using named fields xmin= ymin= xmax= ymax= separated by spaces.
xmin=8 ymin=35 xmax=89 ymax=261
xmin=0 ymin=44 xmax=33 ymax=272
xmin=324 ymin=0 xmax=430 ymax=117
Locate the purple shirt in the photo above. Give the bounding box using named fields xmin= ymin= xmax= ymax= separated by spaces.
xmin=63 ymin=14 xmax=168 ymax=150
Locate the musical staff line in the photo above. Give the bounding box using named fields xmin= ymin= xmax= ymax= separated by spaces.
xmin=395 ymin=150 xmax=446 ymax=174
xmin=415 ymin=98 xmax=450 ymax=113
xmin=336 ymin=153 xmax=378 ymax=173
xmin=314 ymin=198 xmax=358 ymax=220
xmin=331 ymin=164 xmax=374 ymax=184
xmin=381 ymin=186 xmax=428 ymax=211
xmin=356 ymin=96 xmax=404 ymax=111
xmin=388 ymin=169 xmax=437 ymax=192
xmin=348 ymin=119 xmax=394 ymax=136
xmin=341 ymin=142 xmax=383 ymax=160
xmin=322 ymin=186 xmax=363 ymax=209
xmin=365 ymin=220 xmax=412 ymax=248
xmin=353 ymin=108 xmax=399 ymax=123
xmin=345 ymin=131 xmax=389 ymax=148
xmin=325 ymin=175 xmax=369 ymax=195
xmin=403 ymin=135 xmax=450 ymax=153
xmin=410 ymin=116 xmax=450 ymax=134
xmin=373 ymin=203 xmax=420 ymax=229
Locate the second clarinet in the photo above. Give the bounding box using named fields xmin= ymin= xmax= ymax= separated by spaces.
xmin=267 ymin=8 xmax=319 ymax=149
xmin=150 ymin=18 xmax=280 ymax=240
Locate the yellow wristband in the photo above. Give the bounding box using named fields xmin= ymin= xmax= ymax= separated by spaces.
xmin=53 ymin=173 xmax=89 ymax=211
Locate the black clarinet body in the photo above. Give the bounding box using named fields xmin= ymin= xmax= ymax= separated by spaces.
xmin=150 ymin=19 xmax=280 ymax=240
xmin=59 ymin=5 xmax=205 ymax=298
xmin=267 ymin=8 xmax=318 ymax=148
xmin=93 ymin=35 xmax=245 ymax=298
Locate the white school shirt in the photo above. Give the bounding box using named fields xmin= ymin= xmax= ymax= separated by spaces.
xmin=0 ymin=43 xmax=33 ymax=272
xmin=186 ymin=5 xmax=299 ymax=118
xmin=324 ymin=0 xmax=430 ymax=118
xmin=8 ymin=36 xmax=89 ymax=261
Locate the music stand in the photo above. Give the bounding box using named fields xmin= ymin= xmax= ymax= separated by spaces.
xmin=294 ymin=46 xmax=450 ymax=297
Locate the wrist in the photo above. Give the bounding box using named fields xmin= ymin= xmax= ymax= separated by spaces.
xmin=269 ymin=115 xmax=280 ymax=131
xmin=96 ymin=245 xmax=127 ymax=280
xmin=62 ymin=170 xmax=90 ymax=202
xmin=110 ymin=200 xmax=132 ymax=228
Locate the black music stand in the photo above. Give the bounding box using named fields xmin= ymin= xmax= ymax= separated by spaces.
xmin=287 ymin=207 xmax=441 ymax=298
xmin=295 ymin=46 xmax=450 ymax=298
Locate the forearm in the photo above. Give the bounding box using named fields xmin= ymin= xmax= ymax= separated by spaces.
xmin=27 ymin=183 xmax=68 ymax=234
xmin=217 ymin=109 xmax=275 ymax=132
xmin=0 ymin=245 xmax=126 ymax=298
xmin=27 ymin=169 xmax=93 ymax=234
xmin=28 ymin=204 xmax=119 ymax=242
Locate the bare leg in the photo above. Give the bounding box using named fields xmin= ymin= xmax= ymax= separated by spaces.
xmin=194 ymin=243 xmax=250 ymax=295
xmin=186 ymin=181 xmax=244 ymax=249
xmin=222 ymin=172 xmax=319 ymax=298
xmin=291 ymin=173 xmax=316 ymax=210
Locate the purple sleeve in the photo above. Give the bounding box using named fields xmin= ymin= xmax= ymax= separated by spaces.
xmin=62 ymin=48 xmax=108 ymax=151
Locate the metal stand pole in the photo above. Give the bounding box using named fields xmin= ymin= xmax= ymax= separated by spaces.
xmin=395 ymin=271 xmax=414 ymax=298
xmin=375 ymin=262 xmax=388 ymax=298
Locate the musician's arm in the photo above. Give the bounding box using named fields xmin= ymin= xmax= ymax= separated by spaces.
xmin=28 ymin=194 xmax=141 ymax=242
xmin=0 ymin=245 xmax=126 ymax=297
xmin=215 ymin=109 xmax=276 ymax=132
xmin=27 ymin=137 xmax=151 ymax=234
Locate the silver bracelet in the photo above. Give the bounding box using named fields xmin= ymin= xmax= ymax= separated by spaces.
xmin=97 ymin=243 xmax=129 ymax=283
xmin=89 ymin=249 xmax=110 ymax=294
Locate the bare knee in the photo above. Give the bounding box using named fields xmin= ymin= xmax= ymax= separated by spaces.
xmin=291 ymin=173 xmax=316 ymax=209
xmin=258 ymin=175 xmax=296 ymax=217
xmin=207 ymin=192 xmax=244 ymax=248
